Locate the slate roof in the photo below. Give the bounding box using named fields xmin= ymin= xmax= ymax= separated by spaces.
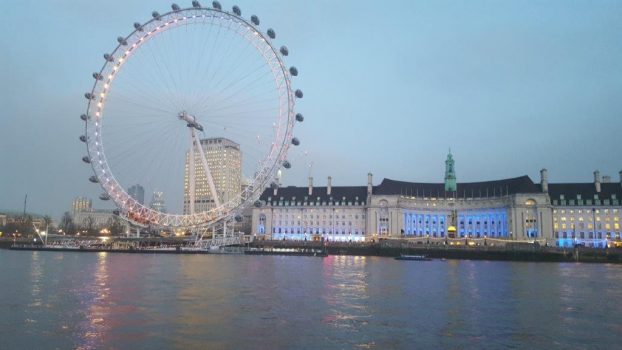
xmin=546 ymin=182 xmax=621 ymax=201
xmin=260 ymin=185 xmax=369 ymax=203
xmin=374 ymin=175 xmax=540 ymax=198
xmin=258 ymin=176 xmax=622 ymax=204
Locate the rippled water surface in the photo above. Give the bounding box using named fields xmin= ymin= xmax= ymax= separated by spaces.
xmin=1 ymin=250 xmax=621 ymax=349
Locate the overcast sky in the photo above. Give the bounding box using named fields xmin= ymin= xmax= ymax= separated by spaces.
xmin=1 ymin=0 xmax=621 ymax=220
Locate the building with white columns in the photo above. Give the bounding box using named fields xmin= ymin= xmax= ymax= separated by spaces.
xmin=251 ymin=152 xmax=622 ymax=247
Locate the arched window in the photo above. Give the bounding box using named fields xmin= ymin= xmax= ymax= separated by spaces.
xmin=525 ymin=199 xmax=537 ymax=206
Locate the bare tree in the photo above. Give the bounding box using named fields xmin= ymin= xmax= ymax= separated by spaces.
xmin=83 ymin=216 xmax=96 ymax=236
xmin=59 ymin=212 xmax=76 ymax=235
xmin=42 ymin=215 xmax=53 ymax=231
xmin=106 ymin=216 xmax=125 ymax=236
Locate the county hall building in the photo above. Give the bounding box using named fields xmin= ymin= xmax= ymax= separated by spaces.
xmin=251 ymin=152 xmax=622 ymax=248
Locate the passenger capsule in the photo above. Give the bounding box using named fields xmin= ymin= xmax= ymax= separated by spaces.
xmin=92 ymin=72 xmax=103 ymax=80
xmin=289 ymin=67 xmax=298 ymax=76
xmin=283 ymin=160 xmax=291 ymax=169
xmin=113 ymin=210 xmax=120 ymax=216
xmin=280 ymin=46 xmax=289 ymax=56
xmin=232 ymin=5 xmax=241 ymax=16
xmin=234 ymin=215 xmax=243 ymax=223
xmin=291 ymin=137 xmax=300 ymax=146
xmin=270 ymin=182 xmax=278 ymax=189
xmin=152 ymin=11 xmax=161 ymax=19
xmin=267 ymin=28 xmax=275 ymax=39
xmin=134 ymin=22 xmax=143 ymax=31
xmin=254 ymin=200 xmax=262 ymax=208
xmin=171 ymin=3 xmax=181 ymax=11
xmin=82 ymin=156 xmax=91 ymax=164
xmin=295 ymin=113 xmax=304 ymax=122
xmin=117 ymin=36 xmax=128 ymax=45
xmin=251 ymin=15 xmax=260 ymax=25
xmin=99 ymin=193 xmax=111 ymax=201
xmin=84 ymin=93 xmax=95 ymax=100
xmin=89 ymin=176 xmax=99 ymax=183
xmin=80 ymin=114 xmax=89 ymax=121
xmin=192 ymin=0 xmax=201 ymax=8
xmin=295 ymin=89 xmax=303 ymax=98
xmin=79 ymin=135 xmax=87 ymax=142
xmin=104 ymin=53 xmax=114 ymax=62
xmin=212 ymin=1 xmax=222 ymax=10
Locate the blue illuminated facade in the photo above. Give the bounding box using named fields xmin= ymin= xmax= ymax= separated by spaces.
xmin=457 ymin=209 xmax=508 ymax=238
xmin=403 ymin=211 xmax=448 ymax=237
xmin=402 ymin=209 xmax=509 ymax=238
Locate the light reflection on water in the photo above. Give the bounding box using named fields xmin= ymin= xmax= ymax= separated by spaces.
xmin=321 ymin=255 xmax=371 ymax=346
xmin=74 ymin=252 xmax=110 ymax=350
xmin=1 ymin=251 xmax=622 ymax=349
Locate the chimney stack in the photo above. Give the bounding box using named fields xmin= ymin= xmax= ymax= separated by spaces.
xmin=272 ymin=181 xmax=278 ymax=196
xmin=594 ymin=170 xmax=601 ymax=193
xmin=367 ymin=173 xmax=373 ymax=196
xmin=540 ymin=168 xmax=548 ymax=193
xmin=327 ymin=176 xmax=332 ymax=195
xmin=308 ymin=176 xmax=313 ymax=196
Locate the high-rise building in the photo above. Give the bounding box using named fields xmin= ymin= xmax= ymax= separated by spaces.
xmin=150 ymin=191 xmax=167 ymax=213
xmin=72 ymin=197 xmax=92 ymax=215
xmin=128 ymin=184 xmax=145 ymax=205
xmin=184 ymin=137 xmax=242 ymax=214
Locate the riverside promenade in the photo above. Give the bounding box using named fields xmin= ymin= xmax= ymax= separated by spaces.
xmin=3 ymin=237 xmax=622 ymax=263
xmin=250 ymin=239 xmax=622 ymax=263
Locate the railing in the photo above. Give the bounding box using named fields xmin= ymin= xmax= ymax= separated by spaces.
xmin=194 ymin=233 xmax=243 ymax=248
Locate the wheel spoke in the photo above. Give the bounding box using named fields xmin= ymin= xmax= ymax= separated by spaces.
xmin=85 ymin=8 xmax=297 ymax=228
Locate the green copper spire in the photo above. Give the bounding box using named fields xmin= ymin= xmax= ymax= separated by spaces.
xmin=444 ymin=149 xmax=457 ymax=192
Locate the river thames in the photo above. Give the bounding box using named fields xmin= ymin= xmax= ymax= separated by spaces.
xmin=1 ymin=250 xmax=621 ymax=349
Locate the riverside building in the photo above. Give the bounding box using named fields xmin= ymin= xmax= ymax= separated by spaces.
xmin=183 ymin=137 xmax=242 ymax=214
xmin=128 ymin=184 xmax=145 ymax=205
xmin=72 ymin=197 xmax=92 ymax=215
xmin=251 ymin=152 xmax=622 ymax=248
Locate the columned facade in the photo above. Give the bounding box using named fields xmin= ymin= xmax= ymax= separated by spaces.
xmin=251 ymin=157 xmax=622 ymax=248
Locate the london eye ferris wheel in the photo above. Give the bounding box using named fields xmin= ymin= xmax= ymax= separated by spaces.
xmin=80 ymin=1 xmax=304 ymax=228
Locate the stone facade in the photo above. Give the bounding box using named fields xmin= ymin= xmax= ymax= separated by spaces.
xmin=251 ymin=156 xmax=622 ymax=248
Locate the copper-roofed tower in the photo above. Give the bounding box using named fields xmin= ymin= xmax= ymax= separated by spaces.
xmin=444 ymin=149 xmax=457 ymax=192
